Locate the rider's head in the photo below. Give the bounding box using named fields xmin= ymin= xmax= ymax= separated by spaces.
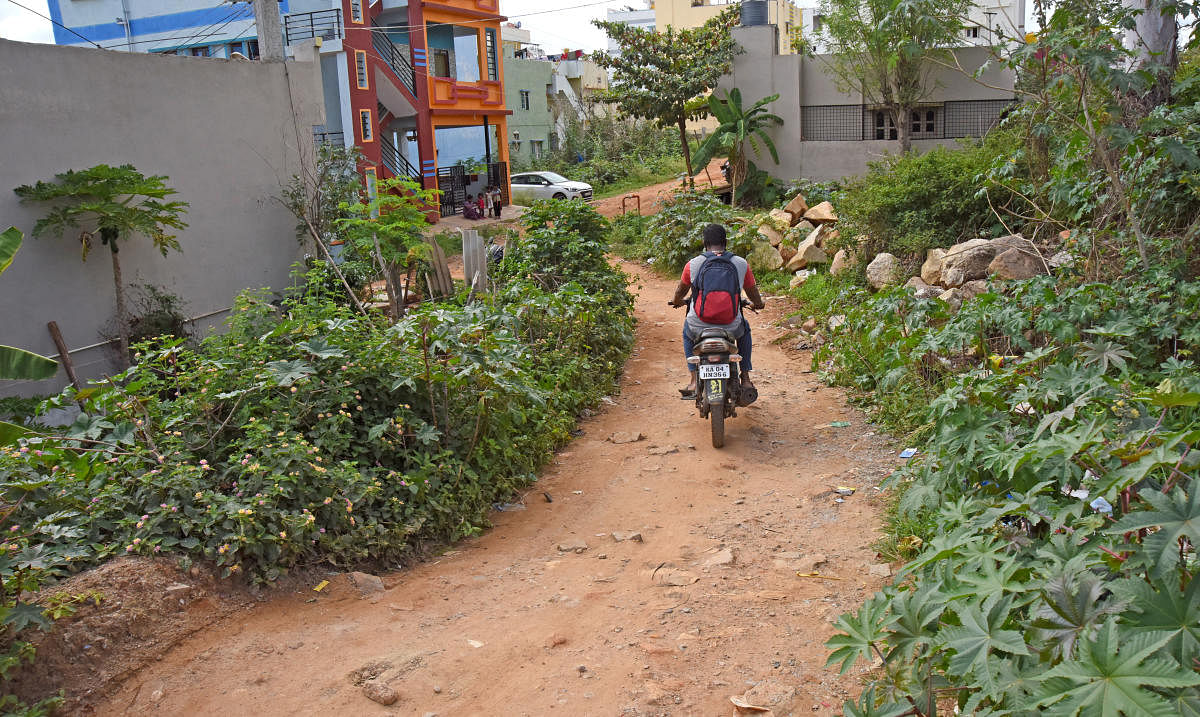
xmin=702 ymin=223 xmax=727 ymax=251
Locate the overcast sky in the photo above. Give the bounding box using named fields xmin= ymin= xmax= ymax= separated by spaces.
xmin=0 ymin=1 xmax=643 ymax=50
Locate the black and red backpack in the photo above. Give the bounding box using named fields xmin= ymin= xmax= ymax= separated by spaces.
xmin=693 ymin=252 xmax=741 ymax=324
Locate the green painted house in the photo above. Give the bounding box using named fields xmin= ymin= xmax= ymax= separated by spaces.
xmin=502 ymin=24 xmax=554 ymax=166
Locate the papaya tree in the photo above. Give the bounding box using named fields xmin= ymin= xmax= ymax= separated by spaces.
xmin=691 ymin=89 xmax=783 ymax=205
xmin=14 ymin=165 xmax=188 ymax=364
xmin=335 ymin=177 xmax=438 ymax=318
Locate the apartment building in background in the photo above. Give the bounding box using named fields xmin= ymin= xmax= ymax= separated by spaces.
xmin=719 ymin=8 xmax=1021 ymax=181
xmin=502 ymin=23 xmax=610 ymax=167
xmin=47 ymin=0 xmax=513 ymax=220
xmin=802 ymin=0 xmax=1026 ymax=52
xmin=605 ymin=0 xmax=803 ymax=56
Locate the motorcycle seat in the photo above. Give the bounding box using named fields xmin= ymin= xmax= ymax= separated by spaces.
xmin=698 ymin=328 xmax=733 ymax=340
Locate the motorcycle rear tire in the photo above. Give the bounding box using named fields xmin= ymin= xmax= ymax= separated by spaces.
xmin=710 ymin=401 xmax=725 ymax=448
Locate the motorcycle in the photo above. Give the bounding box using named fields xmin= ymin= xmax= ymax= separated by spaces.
xmin=673 ymin=300 xmax=758 ymax=448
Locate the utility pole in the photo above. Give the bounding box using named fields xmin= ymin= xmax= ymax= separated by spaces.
xmin=250 ymin=0 xmax=285 ymax=61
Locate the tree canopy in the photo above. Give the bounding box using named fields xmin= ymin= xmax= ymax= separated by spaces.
xmin=592 ymin=8 xmax=742 ymax=179
xmin=816 ymin=0 xmax=969 ymax=153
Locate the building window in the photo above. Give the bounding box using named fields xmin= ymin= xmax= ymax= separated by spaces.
xmin=350 ymin=0 xmax=364 ymax=23
xmin=359 ymin=109 xmax=374 ymax=142
xmin=363 ymin=167 xmax=378 ymax=208
xmin=485 ymin=28 xmax=498 ymax=81
xmin=355 ymin=50 xmax=369 ymax=89
xmin=190 ymin=46 xmax=210 ymax=57
xmin=530 ymin=140 xmax=544 ymax=158
xmin=812 ymin=14 xmax=824 ymax=33
xmin=227 ymin=42 xmax=242 ymax=57
xmin=519 ymin=90 xmax=531 ymax=111
xmin=911 ymin=108 xmax=939 ymax=136
xmin=245 ymin=40 xmax=259 ymax=59
xmin=432 ymin=49 xmax=451 ymax=78
xmin=966 ymin=26 xmax=981 ymax=39
xmin=874 ymin=111 xmax=897 ymax=140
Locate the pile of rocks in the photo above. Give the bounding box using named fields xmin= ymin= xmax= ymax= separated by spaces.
xmin=866 ymin=234 xmax=1052 ymax=310
xmin=750 ymin=193 xmax=842 ymax=288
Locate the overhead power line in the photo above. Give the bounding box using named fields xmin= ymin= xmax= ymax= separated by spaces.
xmin=9 ymin=0 xmax=616 ymax=53
xmin=4 ymin=0 xmax=104 ymax=48
xmin=98 ymin=13 xmax=255 ymax=50
xmin=164 ymin=4 xmax=251 ymax=52
xmin=366 ymin=0 xmax=625 ymax=33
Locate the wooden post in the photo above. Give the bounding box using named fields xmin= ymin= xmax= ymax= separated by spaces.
xmin=423 ymin=235 xmax=454 ymax=298
xmin=46 ymin=321 xmax=82 ymax=391
xmin=462 ymin=229 xmax=487 ymax=298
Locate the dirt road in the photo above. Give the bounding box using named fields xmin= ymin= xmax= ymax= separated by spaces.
xmin=97 ymin=264 xmax=899 ymax=716
xmin=591 ymin=159 xmax=728 ymax=219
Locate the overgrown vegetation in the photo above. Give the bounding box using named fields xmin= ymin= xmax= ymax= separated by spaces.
xmin=834 ymin=132 xmax=1028 ymax=263
xmin=806 ymin=1 xmax=1200 ymax=714
xmin=614 ymin=191 xmax=743 ymax=272
xmin=0 ymin=200 xmax=632 ymax=708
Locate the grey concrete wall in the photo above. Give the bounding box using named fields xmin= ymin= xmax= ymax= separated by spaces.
xmin=0 ymin=39 xmax=325 ymax=396
xmin=722 ymin=26 xmax=1016 ymax=183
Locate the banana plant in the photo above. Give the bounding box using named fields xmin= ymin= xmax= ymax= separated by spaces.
xmin=0 ymin=227 xmax=57 ymax=382
xmin=691 ymin=89 xmax=783 ymax=205
xmin=1 ymin=226 xmax=58 ymax=445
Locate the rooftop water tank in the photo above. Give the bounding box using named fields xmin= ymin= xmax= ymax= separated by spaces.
xmin=740 ymin=0 xmax=767 ymax=26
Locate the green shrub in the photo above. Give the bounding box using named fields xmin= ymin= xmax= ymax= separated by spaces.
xmin=820 ymin=271 xmax=1200 ymax=714
xmin=835 ymin=132 xmax=1026 ymax=263
xmin=0 ymin=201 xmax=634 ymax=613
xmin=779 ymin=178 xmax=842 ymax=208
xmin=520 ymin=198 xmax=609 ymax=246
xmin=608 ymin=212 xmax=651 ymax=259
xmin=637 ymin=191 xmax=745 ymax=273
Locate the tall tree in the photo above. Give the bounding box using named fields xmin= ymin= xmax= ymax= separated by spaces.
xmin=15 ymin=165 xmax=189 ymax=364
xmin=817 ymin=0 xmax=969 ymax=153
xmin=1122 ymin=0 xmax=1179 ymax=106
xmin=592 ymin=8 xmax=741 ymax=181
xmin=691 ymin=89 xmax=783 ymax=205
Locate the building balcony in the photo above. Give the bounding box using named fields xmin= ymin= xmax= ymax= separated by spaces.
xmin=283 ymin=9 xmax=343 ymax=44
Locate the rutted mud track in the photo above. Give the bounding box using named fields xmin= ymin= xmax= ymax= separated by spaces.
xmin=97 ymin=264 xmax=900 ymax=716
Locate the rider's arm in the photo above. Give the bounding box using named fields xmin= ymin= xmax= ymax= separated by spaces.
xmin=671 ymin=280 xmax=690 ymax=307
xmin=745 ymin=284 xmax=765 ymax=311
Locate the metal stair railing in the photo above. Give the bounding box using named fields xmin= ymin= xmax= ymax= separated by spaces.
xmin=371 ymin=21 xmax=417 ymax=96
xmin=380 ymin=140 xmax=421 ymax=183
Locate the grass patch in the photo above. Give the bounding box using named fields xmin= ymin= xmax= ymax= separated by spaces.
xmin=591 ymin=161 xmax=686 ymax=201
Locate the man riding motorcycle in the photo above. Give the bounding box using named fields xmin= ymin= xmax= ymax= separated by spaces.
xmin=670 ymin=223 xmax=765 ymax=399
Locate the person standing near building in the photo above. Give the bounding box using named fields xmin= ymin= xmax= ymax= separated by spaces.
xmin=483 ymin=186 xmax=494 ymax=218
xmin=490 ymin=185 xmax=503 ymax=219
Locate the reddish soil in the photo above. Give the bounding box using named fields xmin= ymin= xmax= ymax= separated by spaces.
xmin=78 ymin=263 xmax=901 ymax=717
xmin=591 ymin=159 xmax=728 ymax=219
